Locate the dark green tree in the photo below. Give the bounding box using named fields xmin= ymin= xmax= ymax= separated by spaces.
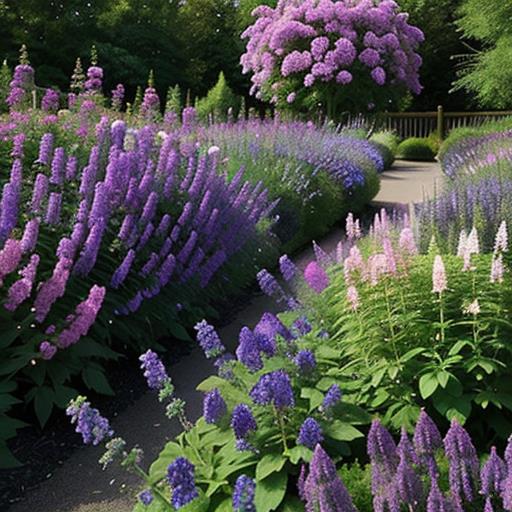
xmin=0 ymin=59 xmax=11 ymax=113
xmin=453 ymin=0 xmax=512 ymax=109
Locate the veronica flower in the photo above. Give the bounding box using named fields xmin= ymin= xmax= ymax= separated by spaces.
xmin=167 ymin=457 xmax=198 ymax=509
xmin=203 ymin=389 xmax=227 ymax=425
xmin=139 ymin=349 xmax=169 ymax=390
xmin=231 ymin=404 xmax=257 ymax=444
xmin=279 ymin=254 xmax=297 ymax=281
xmin=298 ymin=418 xmax=323 ymax=450
xmin=413 ymin=410 xmax=442 ymax=477
xmin=233 ymin=475 xmax=256 ymax=512
xmin=480 ymin=446 xmax=506 ymax=498
xmin=194 ymin=320 xmax=225 ymax=359
xmin=250 ymin=370 xmax=294 ymax=409
xmin=66 ymin=396 xmax=113 ymax=446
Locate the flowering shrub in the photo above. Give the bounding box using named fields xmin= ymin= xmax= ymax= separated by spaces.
xmin=301 ymin=210 xmax=512 ymax=441
xmin=241 ymin=0 xmax=424 ymax=117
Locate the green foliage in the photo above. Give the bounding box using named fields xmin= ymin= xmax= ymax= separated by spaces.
xmin=165 ymin=85 xmax=181 ymax=115
xmin=0 ymin=59 xmax=11 ymax=114
xmin=369 ymin=132 xmax=399 ymax=171
xmin=454 ymin=0 xmax=512 ymax=108
xmin=397 ymin=137 xmax=437 ymax=161
xmin=304 ymin=251 xmax=512 ymax=440
xmin=143 ymin=315 xmax=369 ymax=510
xmin=195 ymin=72 xmax=240 ymax=123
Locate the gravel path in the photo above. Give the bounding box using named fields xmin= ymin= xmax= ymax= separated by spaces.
xmin=8 ymin=160 xmax=442 ymax=512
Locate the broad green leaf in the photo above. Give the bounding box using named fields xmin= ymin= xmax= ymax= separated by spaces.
xmin=323 ymin=420 xmax=363 ymax=442
xmin=254 ymin=470 xmax=288 ymax=512
xmin=82 ymin=367 xmax=114 ymax=396
xmin=149 ymin=441 xmax=183 ymax=484
xmin=34 ymin=386 xmax=55 ymax=427
xmin=419 ymin=373 xmax=438 ymax=399
xmin=300 ymin=387 xmax=324 ymax=411
xmin=256 ymin=453 xmax=286 ymax=481
xmin=286 ymin=445 xmax=312 ymax=465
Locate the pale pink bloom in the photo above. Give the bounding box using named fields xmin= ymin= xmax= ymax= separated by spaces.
xmin=346 ymin=285 xmax=359 ymax=311
xmin=491 ymin=253 xmax=504 ymax=284
xmin=380 ymin=208 xmax=388 ymax=233
xmin=494 ymin=221 xmax=508 ymax=253
xmin=336 ymin=240 xmax=344 ymax=263
xmin=343 ymin=246 xmax=364 ymax=283
xmin=463 ymin=299 xmax=480 ymax=316
xmin=346 ymin=212 xmax=355 ymax=240
xmin=399 ymin=227 xmax=417 ymax=255
xmin=354 ymin=219 xmax=361 ymax=239
xmin=456 ymin=229 xmax=467 ymax=258
xmin=382 ymin=237 xmax=397 ymax=274
xmin=373 ymin=213 xmax=381 ymax=239
xmin=463 ymin=227 xmax=479 ymax=271
xmin=369 ymin=253 xmax=387 ymax=286
xmin=432 ymin=255 xmax=447 ymax=294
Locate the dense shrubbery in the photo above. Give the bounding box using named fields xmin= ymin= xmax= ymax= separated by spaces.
xmin=396 ymin=136 xmax=437 ymax=161
xmin=369 ymin=130 xmax=399 ymax=170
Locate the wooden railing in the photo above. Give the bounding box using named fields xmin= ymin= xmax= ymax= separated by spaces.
xmin=343 ymin=107 xmax=512 ymax=140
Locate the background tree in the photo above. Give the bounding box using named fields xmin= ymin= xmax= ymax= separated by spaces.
xmin=453 ymin=0 xmax=512 ymax=109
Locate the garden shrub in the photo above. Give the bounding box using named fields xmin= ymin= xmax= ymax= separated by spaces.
xmin=396 ymin=136 xmax=437 ymax=161
xmin=369 ymin=141 xmax=394 ymax=170
xmin=195 ymin=72 xmax=240 ymax=123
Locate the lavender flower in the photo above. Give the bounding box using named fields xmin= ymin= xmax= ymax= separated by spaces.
xmin=167 ymin=457 xmax=198 ymax=509
xmin=39 ymin=341 xmax=57 ymax=361
xmin=138 ymin=490 xmax=153 ymax=506
xmin=250 ymin=370 xmax=294 ymax=409
xmin=254 ymin=312 xmax=292 ymax=343
xmin=480 ymin=446 xmax=506 ymax=498
xmin=321 ymin=384 xmax=342 ymax=414
xmin=111 ymin=250 xmax=135 ymax=289
xmin=426 ymin=477 xmax=451 ymax=512
xmin=233 ymin=475 xmax=256 ymax=512
xmin=304 ymin=261 xmax=329 ymax=293
xmin=279 ymin=254 xmax=297 ymax=281
xmin=257 ymin=268 xmax=285 ymax=300
xmin=444 ymin=419 xmax=479 ymax=506
xmin=36 ymin=133 xmax=54 ymax=165
xmin=231 ymin=404 xmax=257 ymax=440
xmin=298 ymin=418 xmax=323 ymax=450
xmin=194 ymin=320 xmax=225 ymax=359
xmin=413 ymin=410 xmax=442 ymax=477
xmin=66 ymin=396 xmax=113 ymax=445
xmin=4 ymin=254 xmax=39 ymax=311
xmin=396 ymin=429 xmax=422 ymax=507
xmin=139 ymin=349 xmax=169 ymax=390
xmin=294 ymin=350 xmax=316 ymax=374
xmin=302 ymin=444 xmax=357 ymax=512
xmin=203 ymin=388 xmax=227 ymax=424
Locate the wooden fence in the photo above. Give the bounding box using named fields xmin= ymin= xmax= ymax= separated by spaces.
xmin=343 ymin=106 xmax=512 ymax=140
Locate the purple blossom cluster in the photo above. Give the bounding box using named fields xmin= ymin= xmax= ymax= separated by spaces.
xmin=66 ymin=396 xmax=113 ymax=446
xmin=167 ymin=457 xmax=199 ymax=509
xmin=85 ymin=65 xmax=103 ymax=94
xmin=41 ymin=88 xmax=60 ymax=112
xmin=7 ymin=63 xmax=34 ymax=109
xmin=241 ymin=0 xmax=423 ymax=105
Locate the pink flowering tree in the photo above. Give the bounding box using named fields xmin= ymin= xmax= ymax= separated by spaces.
xmin=241 ymin=0 xmax=424 ymax=118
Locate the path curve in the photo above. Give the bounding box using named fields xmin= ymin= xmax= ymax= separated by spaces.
xmin=8 ymin=159 xmax=443 ymax=512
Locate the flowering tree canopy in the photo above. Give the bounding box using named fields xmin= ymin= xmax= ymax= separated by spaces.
xmin=241 ymin=0 xmax=424 ymax=117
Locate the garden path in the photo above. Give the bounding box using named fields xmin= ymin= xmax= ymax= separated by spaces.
xmin=8 ymin=160 xmax=441 ymax=512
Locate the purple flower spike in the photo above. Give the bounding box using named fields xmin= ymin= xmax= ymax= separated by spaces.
xmin=250 ymin=370 xmax=294 ymax=409
xmin=279 ymin=254 xmax=297 ymax=281
xmin=233 ymin=475 xmax=256 ymax=512
xmin=231 ymin=404 xmax=257 ymax=440
xmin=304 ymin=261 xmax=329 ymax=293
xmin=302 ymin=444 xmax=357 ymax=512
xmin=66 ymin=396 xmax=113 ymax=446
xmin=298 ymin=417 xmax=323 ymax=450
xmin=294 ymin=350 xmax=316 ymax=374
xmin=426 ymin=477 xmax=451 ymax=512
xmin=413 ymin=410 xmax=442 ymax=477
xmin=194 ymin=320 xmax=225 ymax=359
xmin=203 ymin=388 xmax=227 ymax=425
xmin=139 ymin=349 xmax=169 ymax=390
xmin=167 ymin=457 xmax=198 ymax=509
xmin=236 ymin=327 xmax=263 ymax=372
xmin=480 ymin=446 xmax=506 ymax=498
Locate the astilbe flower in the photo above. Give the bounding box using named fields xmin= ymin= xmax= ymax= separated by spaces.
xmin=294 ymin=350 xmax=316 ymax=374
xmin=304 ymin=261 xmax=329 ymax=293
xmin=233 ymin=475 xmax=256 ymax=512
xmin=167 ymin=457 xmax=199 ymax=509
xmin=413 ymin=410 xmax=442 ymax=477
xmin=279 ymin=254 xmax=297 ymax=281
xmin=463 ymin=227 xmax=480 ymax=271
xmin=346 ymin=285 xmax=359 ymax=311
xmin=302 ymin=444 xmax=358 ymax=512
xmin=321 ymin=384 xmax=342 ymax=414
xmin=139 ymin=349 xmax=169 ymax=390
xmin=57 ymin=285 xmax=106 ymax=348
xmin=432 ymin=255 xmax=447 ymax=294
xmin=203 ymin=388 xmax=227 ymax=425
xmin=194 ymin=320 xmax=226 ymax=359
xmin=66 ymin=396 xmax=113 ymax=445
xmin=494 ymin=220 xmax=508 ymax=253
xmin=399 ymin=226 xmax=417 ymax=255
xmin=443 ymin=419 xmax=480 ymax=509
xmin=298 ymin=417 xmax=323 ymax=450
xmin=250 ymin=370 xmax=294 ymax=409
xmin=491 ymin=253 xmax=504 ymax=284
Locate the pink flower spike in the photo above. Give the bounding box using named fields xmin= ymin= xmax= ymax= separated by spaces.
xmin=490 ymin=253 xmax=504 ymax=284
xmin=456 ymin=229 xmax=467 ymax=258
xmin=346 ymin=285 xmax=359 ymax=311
xmin=432 ymin=255 xmax=447 ymax=294
xmin=399 ymin=227 xmax=417 ymax=255
xmin=494 ymin=220 xmax=508 ymax=253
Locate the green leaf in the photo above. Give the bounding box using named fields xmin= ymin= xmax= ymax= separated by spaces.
xmin=34 ymin=386 xmax=55 ymax=427
xmin=214 ymin=498 xmax=232 ymax=512
xmin=286 ymin=445 xmax=312 ymax=465
xmin=168 ymin=321 xmax=192 ymax=341
xmin=82 ymin=368 xmax=114 ymax=396
xmin=281 ymin=496 xmax=304 ymax=512
xmin=323 ymin=420 xmax=363 ymax=442
xmin=436 ymin=370 xmax=450 ymax=388
xmin=256 ymin=453 xmax=286 ymax=481
xmin=400 ymin=347 xmax=426 ymax=362
xmin=419 ymin=373 xmax=438 ymax=399
xmin=254 ymin=470 xmax=288 ymax=512
xmin=148 ymin=441 xmax=184 ymax=484
xmin=0 ymin=442 xmax=22 ymax=468
xmin=300 ymin=387 xmax=324 ymax=411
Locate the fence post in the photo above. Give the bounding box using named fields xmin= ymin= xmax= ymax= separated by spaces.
xmin=437 ymin=105 xmax=444 ymax=140
xmin=32 ymin=89 xmax=37 ymax=109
